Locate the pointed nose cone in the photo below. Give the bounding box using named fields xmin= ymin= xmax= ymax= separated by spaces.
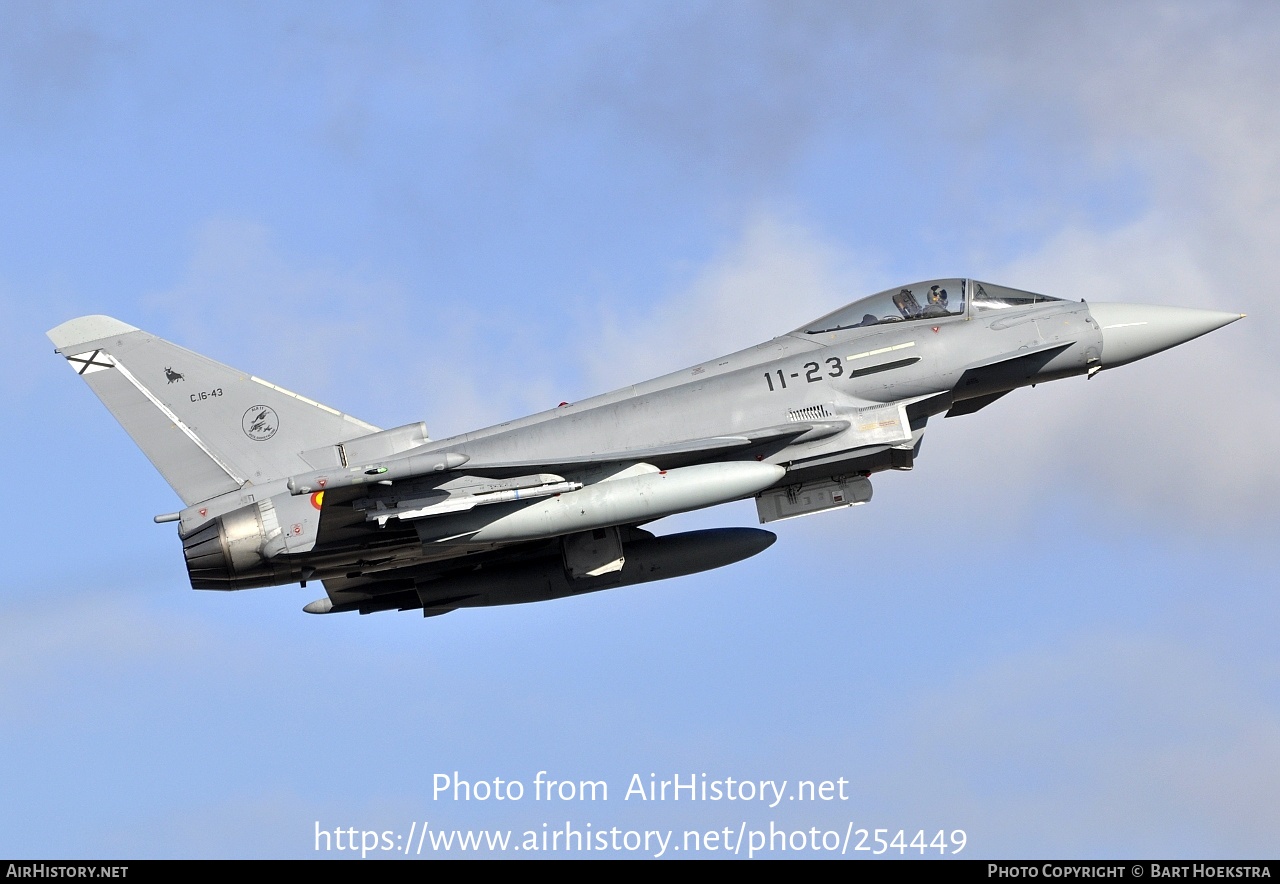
xmin=1089 ymin=302 xmax=1244 ymax=369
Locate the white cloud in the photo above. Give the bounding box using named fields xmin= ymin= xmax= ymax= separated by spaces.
xmin=139 ymin=219 xmax=400 ymax=400
xmin=959 ymin=3 xmax=1280 ymax=528
xmin=893 ymin=634 xmax=1280 ymax=855
xmin=569 ymin=2 xmax=1280 ymax=529
xmin=134 ymin=219 xmax=563 ymax=439
xmin=580 ymin=214 xmax=879 ymax=391
xmin=986 ymin=219 xmax=1278 ymax=527
xmin=566 ymin=203 xmax=1274 ymax=532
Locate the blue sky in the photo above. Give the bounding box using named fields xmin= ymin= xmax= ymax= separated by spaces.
xmin=3 ymin=1 xmax=1278 ymax=858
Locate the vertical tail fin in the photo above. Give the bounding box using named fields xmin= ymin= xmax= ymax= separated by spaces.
xmin=48 ymin=315 xmax=381 ymax=505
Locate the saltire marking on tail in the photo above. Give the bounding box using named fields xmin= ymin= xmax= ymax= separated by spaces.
xmin=65 ymin=349 xmax=115 ymax=376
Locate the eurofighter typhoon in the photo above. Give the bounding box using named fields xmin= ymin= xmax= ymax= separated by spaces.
xmin=49 ymin=280 xmax=1241 ymax=617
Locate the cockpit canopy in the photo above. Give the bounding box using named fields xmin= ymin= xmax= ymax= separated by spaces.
xmin=797 ymin=278 xmax=1065 ymax=335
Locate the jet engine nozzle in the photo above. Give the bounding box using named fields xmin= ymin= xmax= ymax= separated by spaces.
xmin=181 ymin=501 xmax=302 ymax=590
xmin=1088 ymin=302 xmax=1243 ymax=369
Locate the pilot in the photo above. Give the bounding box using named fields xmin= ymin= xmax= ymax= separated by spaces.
xmin=923 ymin=284 xmax=950 ymax=317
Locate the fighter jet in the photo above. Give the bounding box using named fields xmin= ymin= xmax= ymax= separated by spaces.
xmin=48 ymin=279 xmax=1242 ymax=617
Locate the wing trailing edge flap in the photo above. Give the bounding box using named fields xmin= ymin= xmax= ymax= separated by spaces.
xmin=458 ymin=420 xmax=850 ymax=478
xmin=329 ymin=423 xmax=853 ymax=527
xmin=352 ymin=423 xmax=851 ymax=525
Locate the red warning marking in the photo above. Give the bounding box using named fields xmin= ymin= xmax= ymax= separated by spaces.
xmin=317 ymin=477 xmax=328 ymax=488
xmin=290 ymin=523 xmax=303 ymax=536
xmin=932 ymin=326 xmax=940 ymax=333
xmin=198 ymin=507 xmax=207 ymax=517
xmin=310 ymin=491 xmax=325 ymax=510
